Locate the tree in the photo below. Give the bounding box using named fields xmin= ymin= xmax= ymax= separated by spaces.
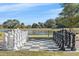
xmin=55 ymin=17 xmax=66 ymax=28
xmin=59 ymin=3 xmax=79 ymax=31
xmin=3 ymin=19 xmax=20 ymax=29
xmin=66 ymin=16 xmax=79 ymax=28
xmin=60 ymin=3 xmax=79 ymax=17
xmin=20 ymin=23 xmax=25 ymax=28
xmin=27 ymin=25 xmax=32 ymax=28
xmin=32 ymin=23 xmax=39 ymax=28
xmin=38 ymin=22 xmax=45 ymax=28
xmin=44 ymin=19 xmax=57 ymax=28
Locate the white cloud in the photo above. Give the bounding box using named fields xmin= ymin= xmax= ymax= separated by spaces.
xmin=0 ymin=3 xmax=50 ymax=12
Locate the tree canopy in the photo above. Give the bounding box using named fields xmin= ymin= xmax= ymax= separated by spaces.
xmin=59 ymin=3 xmax=79 ymax=28
xmin=3 ymin=19 xmax=20 ymax=29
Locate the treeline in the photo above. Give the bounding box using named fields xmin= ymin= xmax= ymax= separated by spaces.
xmin=0 ymin=19 xmax=61 ymax=29
xmin=0 ymin=3 xmax=79 ymax=29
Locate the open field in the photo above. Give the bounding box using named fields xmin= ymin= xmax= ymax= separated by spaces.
xmin=0 ymin=51 xmax=79 ymax=56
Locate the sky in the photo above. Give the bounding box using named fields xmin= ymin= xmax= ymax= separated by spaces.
xmin=0 ymin=3 xmax=63 ymax=25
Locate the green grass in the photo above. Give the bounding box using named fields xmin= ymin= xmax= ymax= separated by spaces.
xmin=29 ymin=35 xmax=53 ymax=39
xmin=0 ymin=32 xmax=4 ymax=42
xmin=0 ymin=51 xmax=79 ymax=56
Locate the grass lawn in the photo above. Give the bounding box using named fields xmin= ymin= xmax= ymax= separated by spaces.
xmin=29 ymin=35 xmax=53 ymax=39
xmin=0 ymin=51 xmax=79 ymax=56
xmin=0 ymin=32 xmax=4 ymax=39
xmin=0 ymin=32 xmax=4 ymax=42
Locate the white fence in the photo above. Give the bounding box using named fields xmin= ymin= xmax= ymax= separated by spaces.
xmin=3 ymin=29 xmax=28 ymax=50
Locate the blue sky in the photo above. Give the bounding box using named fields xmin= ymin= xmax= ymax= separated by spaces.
xmin=0 ymin=3 xmax=63 ymax=25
